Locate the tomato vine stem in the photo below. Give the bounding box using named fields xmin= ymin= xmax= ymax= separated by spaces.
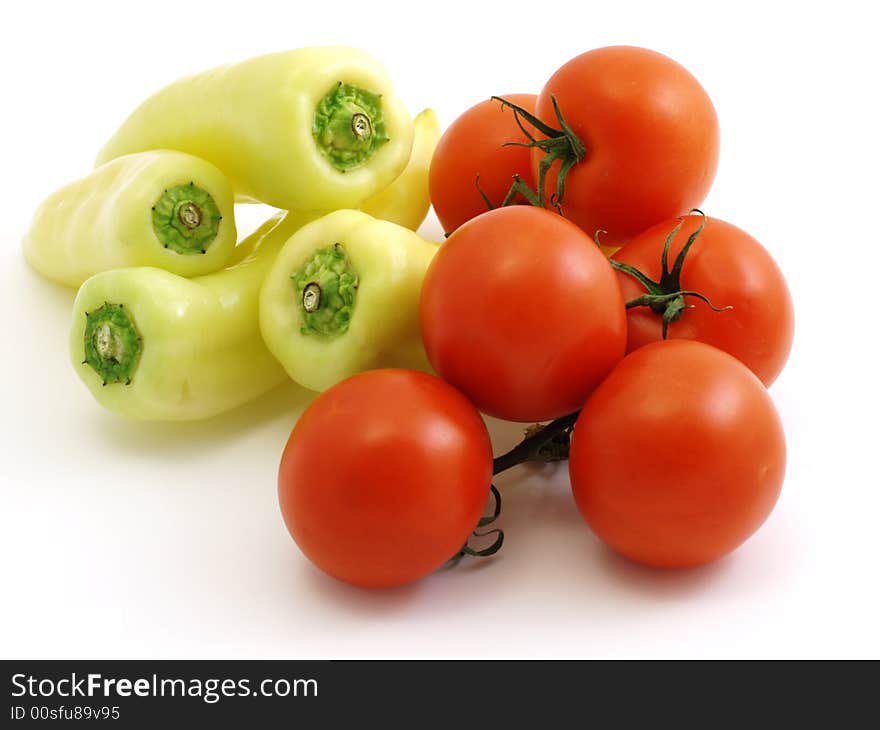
xmin=448 ymin=485 xmax=505 ymax=566
xmin=492 ymin=410 xmax=580 ymax=475
xmin=448 ymin=411 xmax=581 ymax=566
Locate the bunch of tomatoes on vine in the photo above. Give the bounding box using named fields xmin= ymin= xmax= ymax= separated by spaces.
xmin=279 ymin=46 xmax=794 ymax=589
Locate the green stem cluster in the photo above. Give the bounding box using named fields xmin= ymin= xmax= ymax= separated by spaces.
xmin=490 ymin=95 xmax=586 ymax=212
xmin=451 ymin=120 xmax=736 ymax=569
xmin=151 ymin=182 xmax=222 ymax=255
xmin=313 ymin=82 xmax=389 ymax=171
xmin=82 ymin=302 xmax=142 ymax=386
xmin=605 ymin=211 xmax=732 ymax=338
xmin=448 ymin=412 xmax=579 ymax=566
xmin=291 ymin=243 xmax=359 ymax=337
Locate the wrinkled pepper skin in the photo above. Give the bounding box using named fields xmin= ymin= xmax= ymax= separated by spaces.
xmin=360 ymin=108 xmax=439 ymax=231
xmin=96 ymin=47 xmax=414 ymax=212
xmin=259 ymin=209 xmax=438 ymax=392
xmin=24 ymin=151 xmax=236 ymax=288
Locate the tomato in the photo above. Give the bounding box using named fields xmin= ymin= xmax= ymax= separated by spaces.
xmin=277 ymin=369 xmax=493 ymax=589
xmin=429 ymin=94 xmax=537 ymax=234
xmin=613 ymin=213 xmax=794 ymax=386
xmin=420 ymin=206 xmax=626 ymax=422
xmin=569 ymin=340 xmax=786 ymax=568
xmin=532 ymin=46 xmax=719 ymax=247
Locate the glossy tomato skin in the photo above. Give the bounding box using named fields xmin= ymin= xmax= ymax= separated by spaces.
xmin=278 ymin=369 xmax=493 ymax=589
xmin=420 ymin=206 xmax=627 ymax=422
xmin=569 ymin=340 xmax=786 ymax=568
xmin=614 ymin=214 xmax=794 ymax=386
xmin=429 ymin=94 xmax=537 ymax=234
xmin=535 ymin=46 xmax=719 ymax=246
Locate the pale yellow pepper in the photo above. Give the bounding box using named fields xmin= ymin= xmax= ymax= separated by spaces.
xmin=69 ymin=111 xmax=437 ymax=421
xmin=259 ymin=210 xmax=438 ymax=392
xmin=96 ymin=47 xmax=414 ymax=213
xmin=24 ymin=151 xmax=236 ymax=288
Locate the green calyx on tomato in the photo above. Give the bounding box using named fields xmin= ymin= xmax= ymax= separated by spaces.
xmin=151 ymin=181 xmax=222 ymax=255
xmin=82 ymin=302 xmax=142 ymax=386
xmin=291 ymin=243 xmax=359 ymax=337
xmin=607 ymin=211 xmax=732 ymax=338
xmin=313 ymin=82 xmax=389 ymax=171
xmin=473 ymin=172 xmax=534 ymax=218
xmin=490 ymin=94 xmax=586 ymax=211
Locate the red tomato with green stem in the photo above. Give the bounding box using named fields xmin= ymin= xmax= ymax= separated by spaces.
xmin=278 ymin=369 xmax=494 ymax=589
xmin=497 ymin=46 xmax=719 ymax=247
xmin=420 ymin=206 xmax=627 ymax=422
xmin=569 ymin=339 xmax=786 ymax=568
xmin=429 ymin=94 xmax=537 ymax=234
xmin=611 ymin=212 xmax=794 ymax=386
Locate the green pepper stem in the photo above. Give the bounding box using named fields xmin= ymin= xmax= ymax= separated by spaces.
xmin=291 ymin=243 xmax=358 ymax=337
xmin=313 ymin=82 xmax=389 ymax=171
xmin=302 ymin=282 xmax=323 ymax=313
xmin=177 ymin=201 xmax=202 ymax=229
xmin=82 ymin=302 xmax=142 ymax=386
xmin=152 ymin=182 xmax=221 ymax=255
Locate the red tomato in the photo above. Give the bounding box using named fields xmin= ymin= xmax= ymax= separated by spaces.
xmin=533 ymin=46 xmax=719 ymax=246
xmin=429 ymin=94 xmax=537 ymax=234
xmin=278 ymin=369 xmax=493 ymax=589
xmin=569 ymin=340 xmax=786 ymax=568
xmin=420 ymin=206 xmax=626 ymax=422
xmin=613 ymin=213 xmax=794 ymax=386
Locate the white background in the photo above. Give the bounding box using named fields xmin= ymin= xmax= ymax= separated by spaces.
xmin=1 ymin=0 xmax=878 ymax=659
